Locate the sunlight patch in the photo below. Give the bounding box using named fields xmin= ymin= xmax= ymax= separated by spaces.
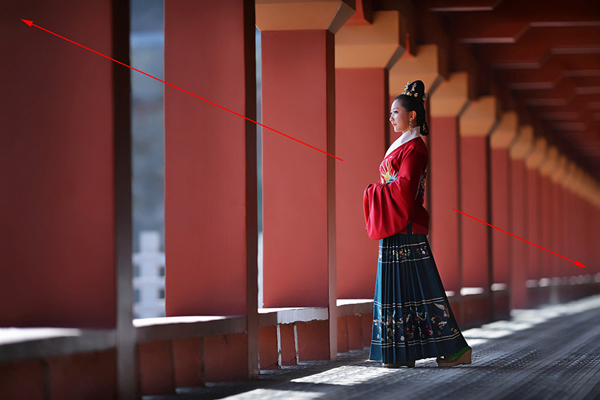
xmin=291 ymin=365 xmax=398 ymax=386
xmin=223 ymin=388 xmax=324 ymax=399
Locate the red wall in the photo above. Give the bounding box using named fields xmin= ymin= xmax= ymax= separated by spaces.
xmin=1 ymin=1 xmax=117 ymax=328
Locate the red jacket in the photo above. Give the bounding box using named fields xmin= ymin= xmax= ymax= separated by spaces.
xmin=363 ymin=137 xmax=429 ymax=239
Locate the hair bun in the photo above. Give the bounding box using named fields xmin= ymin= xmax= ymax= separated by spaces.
xmin=400 ymin=80 xmax=427 ymax=102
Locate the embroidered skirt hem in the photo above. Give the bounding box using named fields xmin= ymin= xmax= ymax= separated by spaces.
xmin=369 ymin=227 xmax=469 ymax=364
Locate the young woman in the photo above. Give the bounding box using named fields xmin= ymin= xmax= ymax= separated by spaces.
xmin=363 ymin=80 xmax=471 ymax=368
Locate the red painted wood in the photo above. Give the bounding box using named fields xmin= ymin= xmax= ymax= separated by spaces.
xmin=1 ymin=0 xmax=116 ymax=328
xmin=540 ymin=176 xmax=553 ymax=280
xmin=337 ymin=316 xmax=349 ymax=353
xmin=449 ymin=3 xmax=600 ymax=43
xmin=346 ymin=315 xmax=363 ymax=350
xmin=346 ymin=0 xmax=372 ymax=25
xmin=510 ymin=159 xmax=528 ymax=309
xmin=463 ymin=295 xmax=490 ymax=327
xmin=0 ymin=360 xmax=45 ymax=400
xmin=478 ymin=27 xmax=600 ymax=67
xmin=556 ymin=183 xmax=565 ymax=278
xmin=261 ymin=30 xmax=334 ymax=307
xmin=428 ymin=0 xmax=500 ymax=12
xmin=362 ymin=312 xmax=373 ymax=348
xmin=138 ymin=341 xmax=175 ymax=395
xmin=259 ymin=326 xmax=279 ymax=370
xmin=526 ymin=169 xmax=541 ymax=281
xmin=164 ymin=0 xmax=253 ymax=316
xmin=47 ymin=351 xmax=117 ymax=400
xmin=549 ymin=182 xmax=558 ymax=279
xmin=494 ymin=290 xmax=511 ymax=318
xmin=460 ymin=136 xmax=490 ymax=289
xmin=296 ymin=320 xmax=330 ymax=361
xmin=335 ymin=68 xmax=386 ymax=299
xmin=449 ymin=297 xmax=463 ymax=326
xmin=429 ymin=117 xmax=461 ymax=292
xmin=204 ymin=334 xmax=247 ymax=382
xmin=565 ymin=190 xmax=577 ymax=277
xmin=172 ymin=338 xmax=203 ymax=388
xmin=491 ymin=148 xmax=511 ymax=285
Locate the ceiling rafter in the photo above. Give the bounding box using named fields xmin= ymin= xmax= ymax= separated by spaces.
xmin=416 ymin=0 xmax=600 ymax=179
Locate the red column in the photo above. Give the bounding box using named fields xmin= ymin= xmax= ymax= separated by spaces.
xmin=491 ymin=148 xmax=510 ymax=285
xmin=335 ymin=68 xmax=386 ymax=299
xmin=565 ymin=188 xmax=575 ymax=279
xmin=460 ymin=136 xmax=491 ymax=290
xmin=261 ymin=30 xmax=335 ymax=308
xmin=164 ymin=0 xmax=256 ymax=316
xmin=490 ymin=147 xmax=511 ymax=315
xmin=429 ymin=117 xmax=461 ymax=292
xmin=525 ymin=168 xmax=542 ymax=308
xmin=540 ymin=175 xmax=552 ymax=280
xmin=552 ymin=178 xmax=564 ymax=293
xmin=459 ymin=134 xmax=493 ymax=325
xmin=509 ymin=158 xmax=528 ymax=309
xmin=164 ymin=0 xmax=258 ymax=379
xmin=567 ymin=183 xmax=580 ymax=278
xmin=1 ymin=1 xmax=124 ymax=329
xmin=539 ymin=148 xmax=559 ymax=303
xmin=489 ymin=112 xmax=517 ymax=318
xmin=526 ymin=169 xmax=541 ymax=281
xmin=257 ymin=0 xmax=352 ymax=362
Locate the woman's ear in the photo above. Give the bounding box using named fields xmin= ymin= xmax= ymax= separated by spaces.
xmin=410 ymin=110 xmax=417 ymax=122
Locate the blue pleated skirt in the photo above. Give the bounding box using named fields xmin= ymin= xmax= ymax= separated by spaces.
xmin=370 ymin=224 xmax=469 ymax=364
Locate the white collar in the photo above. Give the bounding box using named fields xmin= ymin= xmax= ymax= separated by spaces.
xmin=384 ymin=126 xmax=421 ymax=158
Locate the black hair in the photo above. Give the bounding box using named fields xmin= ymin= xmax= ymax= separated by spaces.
xmin=393 ymin=80 xmax=429 ymax=136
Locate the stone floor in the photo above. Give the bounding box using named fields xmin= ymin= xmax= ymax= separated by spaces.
xmin=146 ymin=295 xmax=600 ymax=400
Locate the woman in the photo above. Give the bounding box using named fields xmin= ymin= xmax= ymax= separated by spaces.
xmin=363 ymin=80 xmax=471 ymax=368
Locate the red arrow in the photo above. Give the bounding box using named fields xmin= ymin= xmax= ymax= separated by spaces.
xmin=453 ymin=208 xmax=587 ymax=269
xmin=20 ymin=19 xmax=343 ymax=161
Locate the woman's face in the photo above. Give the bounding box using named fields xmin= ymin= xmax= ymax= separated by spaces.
xmin=389 ymin=99 xmax=416 ymax=133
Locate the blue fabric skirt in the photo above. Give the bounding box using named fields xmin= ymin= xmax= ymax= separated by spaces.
xmin=370 ymin=224 xmax=469 ymax=363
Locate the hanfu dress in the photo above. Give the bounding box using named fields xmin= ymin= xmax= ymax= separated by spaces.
xmin=363 ymin=127 xmax=469 ymax=364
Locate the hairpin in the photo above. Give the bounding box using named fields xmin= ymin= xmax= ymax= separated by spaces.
xmin=401 ymin=81 xmax=427 ymax=102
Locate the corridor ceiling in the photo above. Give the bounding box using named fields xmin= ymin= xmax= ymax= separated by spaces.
xmin=376 ymin=0 xmax=600 ymax=179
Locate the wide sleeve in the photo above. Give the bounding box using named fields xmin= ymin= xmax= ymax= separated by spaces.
xmin=363 ymin=147 xmax=427 ymax=240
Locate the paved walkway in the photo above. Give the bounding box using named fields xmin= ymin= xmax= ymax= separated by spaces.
xmin=146 ymin=295 xmax=600 ymax=400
